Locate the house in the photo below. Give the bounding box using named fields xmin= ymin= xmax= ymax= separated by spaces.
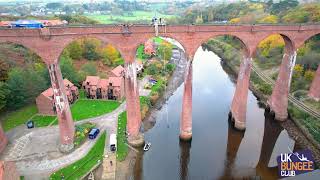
xmin=82 ymin=76 xmax=100 ymax=99
xmin=36 ymin=79 xmax=79 ymax=115
xmin=36 ymin=88 xmax=55 ymax=115
xmin=64 ymin=79 xmax=79 ymax=103
xmin=0 ymin=21 xmax=12 ymax=27
xmin=144 ymin=39 xmax=156 ymax=56
xmin=110 ymin=65 xmax=124 ymax=77
xmin=83 ymin=65 xmax=125 ymax=100
xmin=107 ymin=76 xmax=125 ymax=100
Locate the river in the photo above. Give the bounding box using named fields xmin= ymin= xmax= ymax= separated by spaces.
xmin=131 ymin=47 xmax=297 ymax=180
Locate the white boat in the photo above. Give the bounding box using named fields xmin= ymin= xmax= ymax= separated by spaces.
xmin=143 ymin=142 xmax=151 ymax=151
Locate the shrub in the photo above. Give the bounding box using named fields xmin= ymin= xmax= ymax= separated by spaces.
xmin=258 ymin=83 xmax=272 ymax=95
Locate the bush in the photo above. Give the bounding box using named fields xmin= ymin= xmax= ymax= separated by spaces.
xmin=165 ymin=63 xmax=175 ymax=74
xmin=74 ymin=122 xmax=96 ymax=147
xmin=80 ymin=62 xmax=97 ymax=76
xmin=258 ymin=83 xmax=272 ymax=95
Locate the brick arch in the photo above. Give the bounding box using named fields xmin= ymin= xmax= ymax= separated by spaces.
xmin=132 ymin=34 xmax=189 ymax=58
xmin=251 ymin=32 xmax=295 ymax=57
xmin=52 ymin=34 xmax=126 ymax=64
xmin=192 ymin=33 xmax=251 ymax=59
xmin=297 ymin=32 xmax=320 ymax=49
xmin=0 ymin=38 xmax=47 ymax=63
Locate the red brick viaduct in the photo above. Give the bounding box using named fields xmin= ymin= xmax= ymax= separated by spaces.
xmin=0 ymin=24 xmax=319 ymax=153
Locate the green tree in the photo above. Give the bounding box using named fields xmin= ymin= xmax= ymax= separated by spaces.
xmin=0 ymin=82 xmax=10 ymax=111
xmin=83 ymin=39 xmax=100 ymax=61
xmin=67 ymin=41 xmax=83 ymax=60
xmin=5 ymin=67 xmax=47 ymax=109
xmin=59 ymin=54 xmax=81 ymax=85
xmin=0 ymin=59 xmax=9 ymax=81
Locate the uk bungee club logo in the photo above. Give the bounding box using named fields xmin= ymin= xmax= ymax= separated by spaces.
xmin=277 ymin=149 xmax=315 ymax=178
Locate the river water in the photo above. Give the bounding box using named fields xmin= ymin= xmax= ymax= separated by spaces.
xmin=132 ymin=47 xmax=297 ymax=180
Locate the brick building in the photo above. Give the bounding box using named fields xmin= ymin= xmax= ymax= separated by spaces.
xmin=36 ymin=79 xmax=79 ymax=115
xmin=83 ymin=65 xmax=125 ymax=100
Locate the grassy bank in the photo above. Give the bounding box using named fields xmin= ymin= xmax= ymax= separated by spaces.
xmin=1 ymin=99 xmax=121 ymax=131
xmin=0 ymin=104 xmax=37 ymax=131
xmin=50 ymin=132 xmax=106 ymax=180
xmin=116 ymin=111 xmax=128 ymax=162
xmin=71 ymin=99 xmax=120 ymax=121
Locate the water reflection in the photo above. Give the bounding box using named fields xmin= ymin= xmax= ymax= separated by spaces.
xmin=179 ymin=141 xmax=191 ymax=180
xmin=132 ymin=47 xmax=296 ymax=180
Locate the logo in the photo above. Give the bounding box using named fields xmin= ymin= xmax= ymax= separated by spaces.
xmin=277 ymin=149 xmax=315 ymax=178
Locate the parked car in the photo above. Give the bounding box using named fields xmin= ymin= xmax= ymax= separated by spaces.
xmin=109 ymin=133 xmax=117 ymax=152
xmin=26 ymin=120 xmax=34 ymax=129
xmin=89 ymin=128 xmax=100 ymax=139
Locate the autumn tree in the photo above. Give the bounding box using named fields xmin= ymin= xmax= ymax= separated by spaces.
xmin=157 ymin=41 xmax=173 ymax=62
xmin=100 ymin=44 xmax=121 ymax=66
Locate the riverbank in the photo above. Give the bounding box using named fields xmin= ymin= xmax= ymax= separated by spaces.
xmin=203 ymin=40 xmax=320 ymax=165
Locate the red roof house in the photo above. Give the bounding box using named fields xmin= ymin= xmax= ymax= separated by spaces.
xmin=36 ymin=79 xmax=78 ymax=115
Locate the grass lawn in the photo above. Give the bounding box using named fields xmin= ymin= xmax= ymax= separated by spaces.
xmin=86 ymin=10 xmax=175 ymax=24
xmin=0 ymin=104 xmax=38 ymax=131
xmin=116 ymin=111 xmax=128 ymax=162
xmin=71 ymin=99 xmax=120 ymax=121
xmin=50 ymin=132 xmax=106 ymax=180
xmin=31 ymin=115 xmax=57 ymax=127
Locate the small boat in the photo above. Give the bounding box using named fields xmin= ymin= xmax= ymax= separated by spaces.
xmin=143 ymin=142 xmax=151 ymax=151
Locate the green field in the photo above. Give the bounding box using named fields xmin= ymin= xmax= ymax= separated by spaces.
xmin=86 ymin=11 xmax=175 ymax=24
xmin=71 ymin=99 xmax=120 ymax=121
xmin=1 ymin=104 xmax=38 ymax=131
xmin=32 ymin=115 xmax=57 ymax=127
xmin=50 ymin=132 xmax=106 ymax=180
xmin=116 ymin=111 xmax=128 ymax=161
xmin=1 ymin=99 xmax=121 ymax=131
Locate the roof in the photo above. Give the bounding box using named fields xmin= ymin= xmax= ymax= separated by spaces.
xmin=111 ymin=65 xmax=124 ymax=77
xmin=41 ymin=88 xmax=54 ymax=99
xmin=136 ymin=60 xmax=143 ymax=65
xmin=38 ymin=20 xmax=66 ymax=26
xmin=108 ymin=76 xmax=122 ymax=87
xmin=63 ymin=79 xmax=74 ymax=88
xmin=0 ymin=21 xmax=12 ymax=26
xmin=98 ymin=79 xmax=109 ymax=89
xmin=11 ymin=20 xmax=42 ymax=25
xmin=85 ymin=76 xmax=100 ymax=86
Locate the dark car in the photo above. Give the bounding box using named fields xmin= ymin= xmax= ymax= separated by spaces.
xmin=26 ymin=120 xmax=34 ymax=129
xmin=89 ymin=128 xmax=100 ymax=139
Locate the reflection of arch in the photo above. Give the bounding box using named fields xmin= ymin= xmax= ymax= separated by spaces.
xmin=219 ymin=120 xmax=244 ymax=179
